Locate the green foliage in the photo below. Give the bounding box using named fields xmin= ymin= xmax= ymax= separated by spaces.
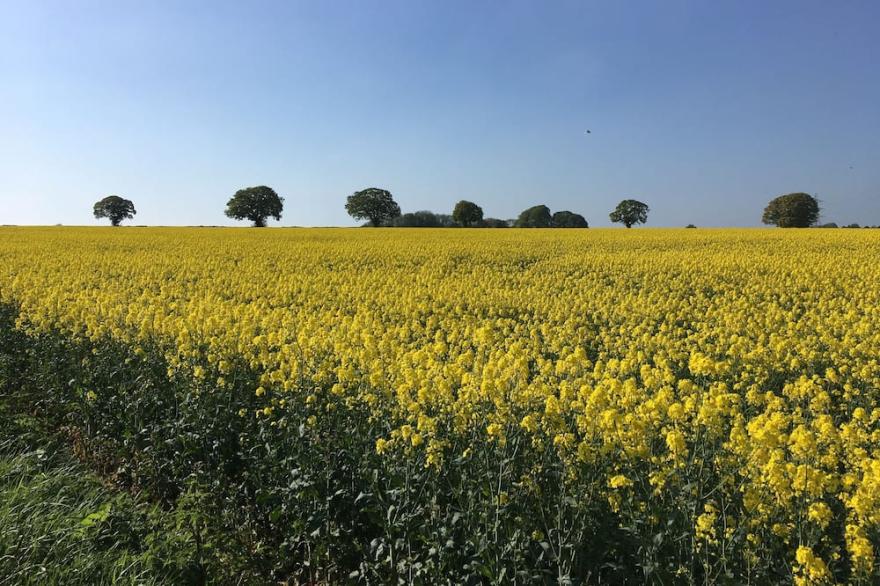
xmin=551 ymin=210 xmax=589 ymax=228
xmin=345 ymin=188 xmax=401 ymax=227
xmin=0 ymin=307 xmax=256 ymax=585
xmin=225 ymin=186 xmax=284 ymax=227
xmin=762 ymin=193 xmax=820 ymax=228
xmin=483 ymin=218 xmax=510 ymax=228
xmin=93 ymin=196 xmax=136 ymax=226
xmin=452 ymin=200 xmax=484 ymax=227
xmin=0 ymin=445 xmax=246 ymax=585
xmin=514 ymin=205 xmax=552 ymax=228
xmin=389 ymin=210 xmax=456 ymax=227
xmin=609 ymin=199 xmax=649 ymax=228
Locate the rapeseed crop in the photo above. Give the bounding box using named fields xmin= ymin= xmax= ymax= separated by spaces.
xmin=1 ymin=226 xmax=878 ymax=583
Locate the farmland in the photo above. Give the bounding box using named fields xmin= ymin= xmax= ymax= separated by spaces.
xmin=2 ymin=227 xmax=879 ymax=584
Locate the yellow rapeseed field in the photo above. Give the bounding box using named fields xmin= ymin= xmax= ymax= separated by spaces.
xmin=2 ymin=226 xmax=879 ymax=583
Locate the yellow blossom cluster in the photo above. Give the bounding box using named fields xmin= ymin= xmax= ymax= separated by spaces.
xmin=1 ymin=226 xmax=879 ymax=579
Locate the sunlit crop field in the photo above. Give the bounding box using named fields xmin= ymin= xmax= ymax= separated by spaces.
xmin=2 ymin=227 xmax=879 ymax=583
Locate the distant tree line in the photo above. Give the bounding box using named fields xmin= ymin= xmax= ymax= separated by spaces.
xmin=815 ymin=223 xmax=878 ymax=229
xmin=92 ymin=188 xmax=868 ymax=228
xmin=343 ymin=189 xmax=594 ymax=228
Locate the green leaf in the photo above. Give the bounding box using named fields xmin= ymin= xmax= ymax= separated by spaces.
xmin=79 ymin=502 xmax=112 ymax=528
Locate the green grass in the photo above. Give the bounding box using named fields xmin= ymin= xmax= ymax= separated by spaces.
xmin=0 ymin=410 xmax=204 ymax=585
xmin=0 ymin=307 xmax=269 ymax=585
xmin=0 ymin=308 xmax=206 ymax=585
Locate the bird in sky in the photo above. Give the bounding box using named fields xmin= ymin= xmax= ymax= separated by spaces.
xmin=584 ymin=129 xmax=591 ymax=134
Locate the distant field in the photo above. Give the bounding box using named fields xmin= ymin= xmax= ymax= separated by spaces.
xmin=2 ymin=227 xmax=879 ymax=584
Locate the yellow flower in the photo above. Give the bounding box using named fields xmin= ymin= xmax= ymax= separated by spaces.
xmin=807 ymin=502 xmax=832 ymax=528
xmin=846 ymin=524 xmax=874 ymax=575
xmin=794 ymin=546 xmax=831 ymax=585
xmin=665 ymin=430 xmax=687 ymax=458
xmin=695 ymin=503 xmax=717 ymax=544
xmin=520 ymin=414 xmax=538 ymax=432
xmin=608 ymin=474 xmax=632 ymax=489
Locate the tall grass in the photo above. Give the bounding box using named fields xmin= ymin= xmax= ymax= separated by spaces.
xmin=0 ymin=324 xmax=210 ymax=585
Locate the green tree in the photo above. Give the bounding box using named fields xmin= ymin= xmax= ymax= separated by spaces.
xmin=551 ymin=210 xmax=589 ymax=228
xmin=514 ymin=205 xmax=552 ymax=228
xmin=452 ymin=200 xmax=484 ymax=227
xmin=761 ymin=193 xmax=820 ymax=228
xmin=483 ymin=218 xmax=510 ymax=228
xmin=93 ymin=195 xmax=136 ymax=226
xmin=609 ymin=199 xmax=649 ymax=228
xmin=225 ymin=186 xmax=284 ymax=227
xmin=390 ymin=211 xmax=443 ymax=227
xmin=345 ymin=188 xmax=401 ymax=227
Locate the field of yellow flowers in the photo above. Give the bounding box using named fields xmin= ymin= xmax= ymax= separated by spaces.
xmin=1 ymin=226 xmax=879 ymax=584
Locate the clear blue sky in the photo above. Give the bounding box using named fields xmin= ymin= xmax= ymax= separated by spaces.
xmin=1 ymin=0 xmax=878 ymax=227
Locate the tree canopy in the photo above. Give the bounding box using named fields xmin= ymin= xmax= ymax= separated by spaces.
xmin=345 ymin=188 xmax=401 ymax=227
xmin=390 ymin=211 xmax=456 ymax=227
xmin=609 ymin=199 xmax=649 ymax=228
xmin=551 ymin=211 xmax=589 ymax=228
xmin=452 ymin=200 xmax=484 ymax=227
xmin=225 ymin=186 xmax=284 ymax=227
xmin=762 ymin=193 xmax=820 ymax=228
xmin=514 ymin=205 xmax=552 ymax=228
xmin=93 ymin=195 xmax=136 ymax=226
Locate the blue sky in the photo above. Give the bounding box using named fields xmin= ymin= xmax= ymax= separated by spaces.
xmin=1 ymin=0 xmax=878 ymax=227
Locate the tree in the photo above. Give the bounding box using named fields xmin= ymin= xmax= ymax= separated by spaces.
xmin=391 ymin=211 xmax=442 ymax=227
xmin=435 ymin=214 xmax=458 ymax=227
xmin=551 ymin=210 xmax=589 ymax=228
xmin=483 ymin=218 xmax=510 ymax=228
xmin=761 ymin=193 xmax=820 ymax=228
xmin=346 ymin=188 xmax=401 ymax=227
xmin=93 ymin=195 xmax=136 ymax=226
xmin=225 ymin=186 xmax=284 ymax=227
xmin=452 ymin=200 xmax=484 ymax=227
xmin=514 ymin=205 xmax=552 ymax=228
xmin=609 ymin=199 xmax=649 ymax=228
